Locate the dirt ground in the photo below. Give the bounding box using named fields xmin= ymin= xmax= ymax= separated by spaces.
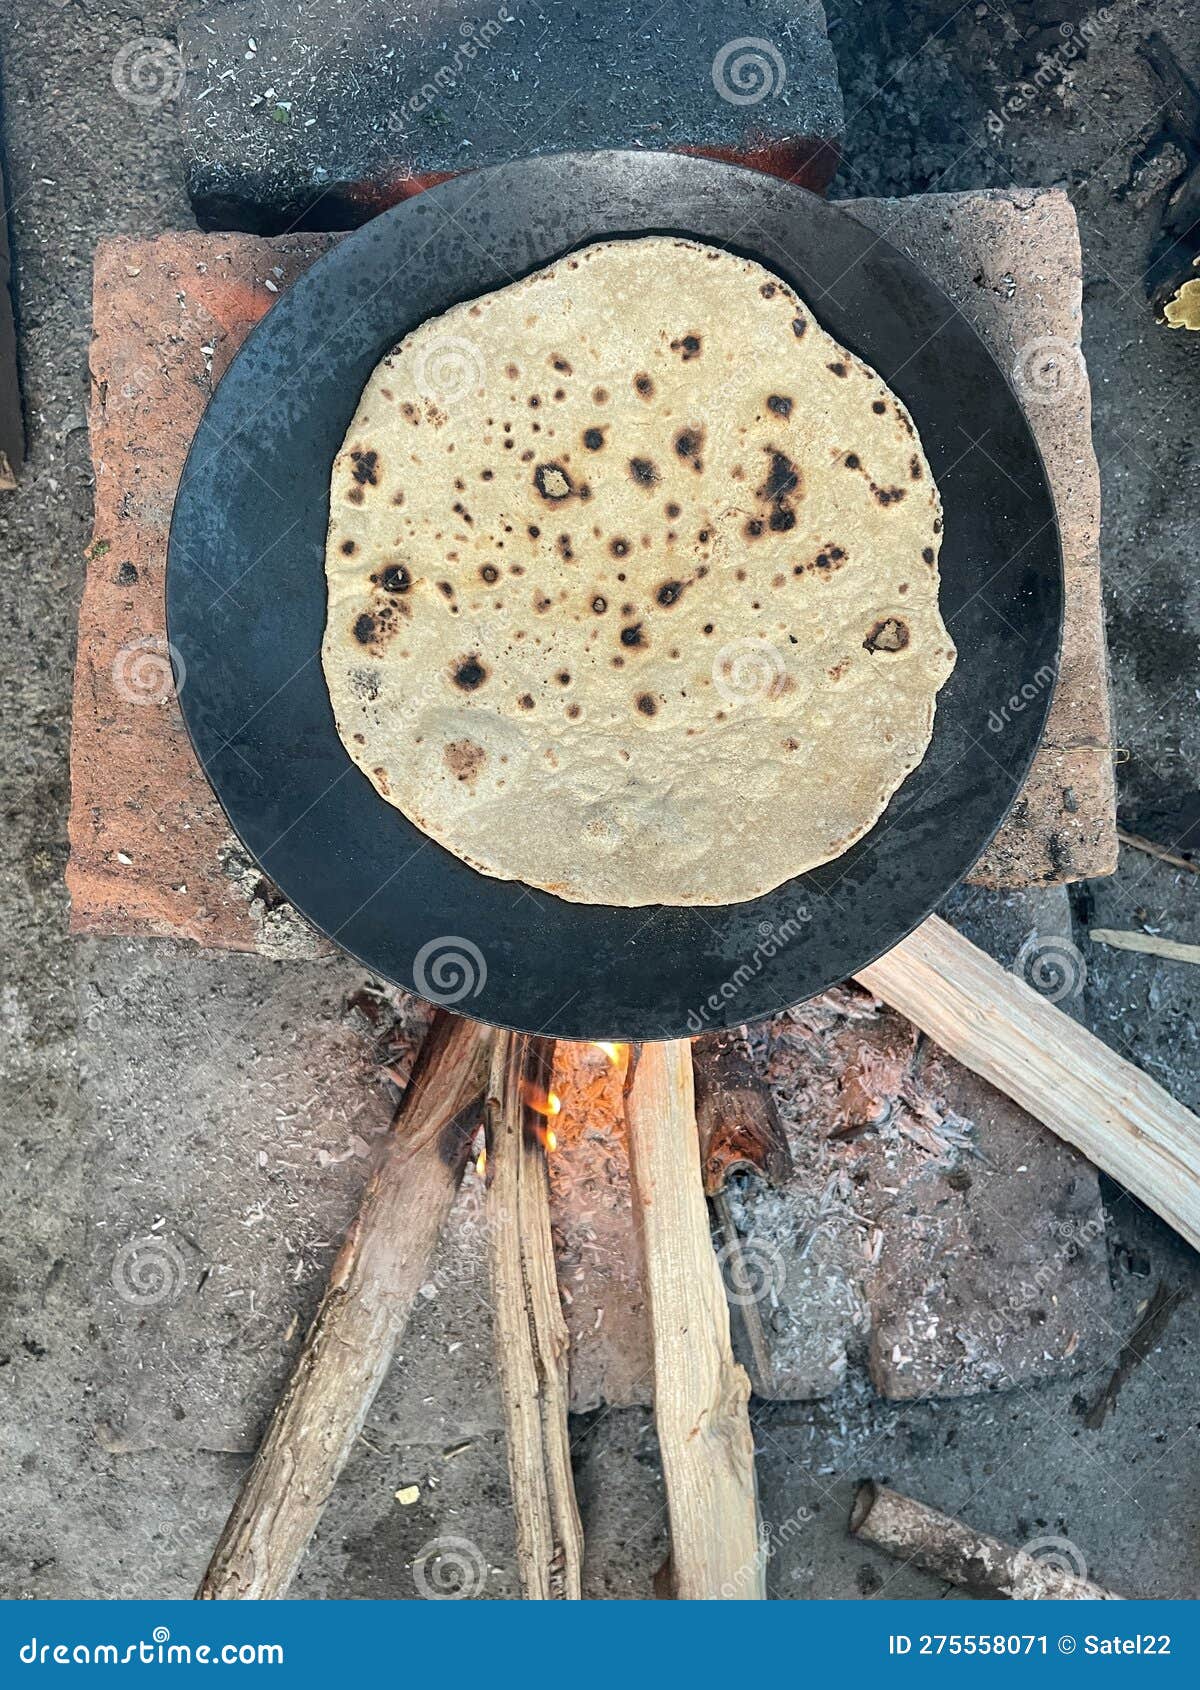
xmin=1 ymin=0 xmax=1199 ymax=1600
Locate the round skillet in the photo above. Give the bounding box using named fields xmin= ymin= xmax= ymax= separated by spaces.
xmin=167 ymin=149 xmax=1062 ymax=1040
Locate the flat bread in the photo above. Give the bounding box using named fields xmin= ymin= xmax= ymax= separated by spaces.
xmin=321 ymin=237 xmax=956 ymax=905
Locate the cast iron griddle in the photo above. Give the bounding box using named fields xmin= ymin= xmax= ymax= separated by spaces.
xmin=167 ymin=149 xmax=1062 ymax=1040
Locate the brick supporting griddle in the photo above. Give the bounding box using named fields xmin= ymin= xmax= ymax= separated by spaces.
xmin=179 ymin=0 xmax=844 ymax=232
xmin=66 ymin=188 xmax=1115 ymax=947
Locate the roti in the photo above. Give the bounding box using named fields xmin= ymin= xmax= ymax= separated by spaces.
xmin=321 ymin=237 xmax=956 ymax=906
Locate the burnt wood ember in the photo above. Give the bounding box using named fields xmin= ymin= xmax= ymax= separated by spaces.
xmin=485 ymin=1032 xmax=583 ymax=1601
xmin=178 ymin=0 xmax=843 ymax=232
xmin=693 ymin=1028 xmax=793 ymax=1194
xmin=197 ymin=1011 xmax=492 ymax=1600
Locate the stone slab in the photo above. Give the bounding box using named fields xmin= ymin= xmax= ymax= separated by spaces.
xmin=178 ymin=0 xmax=843 ymax=232
xmin=66 ymin=189 xmax=1114 ymax=944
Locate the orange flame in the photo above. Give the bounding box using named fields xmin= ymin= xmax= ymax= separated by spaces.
xmin=521 ymin=1079 xmax=561 ymax=1153
xmin=590 ymin=1041 xmax=629 ymax=1066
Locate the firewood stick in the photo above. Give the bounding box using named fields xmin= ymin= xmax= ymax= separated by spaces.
xmin=624 ymin=1039 xmax=764 ymax=1600
xmin=197 ymin=1010 xmax=493 ymax=1600
xmin=485 ymin=1032 xmax=583 ymax=1600
xmin=856 ymin=914 xmax=1200 ymax=1254
xmin=850 ymin=1482 xmax=1121 ymax=1599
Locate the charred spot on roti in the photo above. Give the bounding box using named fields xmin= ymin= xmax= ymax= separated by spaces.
xmin=872 ymin=484 xmax=907 ymax=506
xmin=557 ymin=534 xmax=574 ymax=561
xmin=583 ymin=427 xmax=605 ymax=450
xmin=922 ymin=547 xmax=935 ymax=564
xmin=828 ymin=361 xmax=849 ymax=378
xmin=527 ymin=524 xmax=540 ymax=538
xmin=566 ymin=702 xmax=582 ymax=719
xmin=636 ymin=692 xmax=657 ymax=715
xmin=593 ymin=386 xmax=609 ymax=403
xmin=340 ymin=539 xmax=357 ymax=556
xmin=350 ymin=448 xmax=380 ymax=485
xmin=766 ymin=394 xmax=793 ymax=418
xmin=518 ymin=693 xmax=534 ymax=709
xmin=864 ymin=617 xmax=910 ymax=654
xmin=452 ymin=655 xmax=489 ymax=690
xmin=674 ymin=427 xmax=704 ymax=471
xmin=670 ymin=333 xmax=702 ymax=360
xmin=634 ymin=373 xmax=655 ymax=399
xmin=551 ymin=356 xmax=573 ymax=374
xmin=872 ymin=399 xmax=887 ymax=414
xmin=665 ymin=501 xmax=681 ymax=519
xmin=480 ymin=564 xmax=500 ymax=583
xmin=534 ymin=463 xmax=573 ymax=501
xmin=909 ymin=455 xmax=923 ymax=480
xmin=591 ymin=595 xmax=607 ymax=613
xmin=620 ymin=622 xmax=646 ymax=649
xmin=444 ymin=739 xmax=486 ymax=786
xmin=557 ymin=670 xmax=571 ymax=685
xmin=347 ymin=485 xmax=365 ymax=505
xmin=353 ymin=613 xmax=376 ymax=644
xmin=379 ymin=563 xmax=411 ymax=593
xmin=760 ymin=283 xmax=776 ymax=299
xmin=629 ymin=457 xmax=659 ymax=487
xmin=609 ymin=538 xmax=631 ymax=558
xmin=844 ymin=453 xmax=861 ymax=470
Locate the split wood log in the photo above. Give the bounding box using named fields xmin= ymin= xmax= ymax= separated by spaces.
xmin=856 ymin=915 xmax=1200 ymax=1255
xmin=485 ymin=1032 xmax=583 ymax=1600
xmin=625 ymin=1039 xmax=764 ymax=1600
xmin=851 ymin=1482 xmax=1121 ymax=1599
xmin=693 ymin=1028 xmax=792 ymax=1194
xmin=197 ymin=1010 xmax=493 ymax=1600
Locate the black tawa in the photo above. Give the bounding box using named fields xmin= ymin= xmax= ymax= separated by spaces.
xmin=167 ymin=150 xmax=1062 ymax=1041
